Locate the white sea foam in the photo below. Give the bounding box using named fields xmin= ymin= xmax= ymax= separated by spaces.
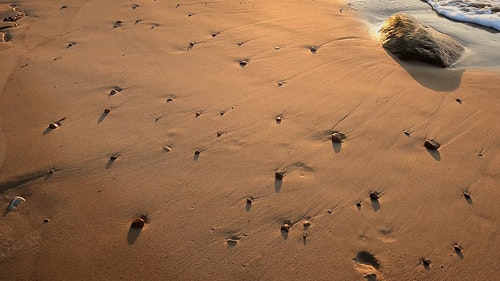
xmin=425 ymin=0 xmax=500 ymax=31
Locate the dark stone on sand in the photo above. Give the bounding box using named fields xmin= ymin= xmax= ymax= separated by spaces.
xmin=239 ymin=60 xmax=247 ymax=67
xmin=110 ymin=155 xmax=119 ymax=160
xmin=424 ymin=139 xmax=440 ymax=150
xmin=276 ymin=116 xmax=282 ymax=123
xmin=219 ymin=111 xmax=225 ymax=116
xmin=331 ymin=132 xmax=343 ymax=143
xmin=404 ymin=130 xmax=411 ymax=136
xmin=275 ymin=171 xmax=284 ymax=179
xmin=246 ymin=197 xmax=253 ymax=205
xmin=356 ymin=201 xmax=362 ymax=208
xmin=310 ymin=46 xmax=317 ymax=54
xmin=303 ymin=220 xmax=311 ymax=227
xmin=104 ymin=108 xmax=111 ymax=113
xmin=48 ymin=123 xmax=59 ymax=129
xmin=60 ymin=5 xmax=68 ymax=9
xmin=456 ymin=98 xmax=462 ymax=104
xmin=281 ymin=223 xmax=290 ymax=232
xmin=195 ymin=111 xmax=201 ymax=117
xmin=453 ymin=244 xmax=462 ymax=253
xmin=109 ymin=89 xmax=118 ymax=95
xmin=48 ymin=169 xmax=55 ymax=174
xmin=43 ymin=218 xmax=50 ymax=223
xmin=166 ymin=98 xmax=174 ymax=103
xmin=131 ymin=218 xmax=145 ymax=228
xmin=463 ymin=192 xmax=471 ymax=200
xmin=369 ymin=192 xmax=379 ymax=200
xmin=422 ymin=258 xmax=431 ymax=268
xmin=194 ymin=150 xmax=201 ymax=155
xmin=379 ymin=14 xmax=464 ymax=67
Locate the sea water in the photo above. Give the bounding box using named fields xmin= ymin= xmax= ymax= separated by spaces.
xmin=346 ymin=0 xmax=500 ymax=69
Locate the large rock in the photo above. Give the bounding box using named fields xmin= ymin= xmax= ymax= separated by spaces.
xmin=379 ymin=14 xmax=464 ymax=67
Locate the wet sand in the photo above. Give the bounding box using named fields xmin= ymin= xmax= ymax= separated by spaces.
xmin=1 ymin=1 xmax=499 ymax=280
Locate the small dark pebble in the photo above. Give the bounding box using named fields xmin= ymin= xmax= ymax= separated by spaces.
xmin=194 ymin=150 xmax=201 ymax=155
xmin=369 ymin=192 xmax=379 ymax=200
xmin=275 ymin=171 xmax=284 ymax=179
xmin=280 ymin=223 xmax=290 ymax=232
xmin=331 ymin=132 xmax=343 ymax=143
xmin=239 ymin=60 xmax=247 ymax=67
xmin=110 ymin=155 xmax=119 ymax=160
xmin=195 ymin=111 xmax=201 ymax=117
xmin=216 ymin=131 xmax=223 ymax=137
xmin=310 ymin=46 xmax=317 ymax=53
xmin=109 ymin=89 xmax=118 ymax=95
xmin=456 ymin=98 xmax=462 ymax=104
xmin=104 ymin=108 xmax=111 ymax=113
xmin=48 ymin=123 xmax=59 ymax=129
xmin=166 ymin=98 xmax=174 ymax=103
xmin=135 ymin=19 xmax=142 ymax=24
xmin=246 ymin=197 xmax=253 ymax=204
xmin=219 ymin=111 xmax=225 ymax=116
xmin=276 ymin=116 xmax=282 ymax=123
xmin=60 ymin=5 xmax=68 ymax=9
xmin=424 ymin=139 xmax=440 ymax=150
xmin=277 ymin=81 xmax=284 ymax=87
xmin=404 ymin=130 xmax=411 ymax=136
xmin=422 ymin=258 xmax=431 ymax=267
xmin=227 ymin=239 xmax=238 ymax=245
xmin=131 ymin=218 xmax=145 ymax=228
xmin=187 ymin=42 xmax=195 ymax=50
xmin=463 ymin=192 xmax=471 ymax=200
xmin=211 ymin=33 xmax=217 ymax=37
xmin=113 ymin=21 xmax=122 ymax=28
xmin=356 ymin=201 xmax=362 ymax=208
xmin=327 ymin=209 xmax=333 ymax=214
xmin=48 ymin=169 xmax=55 ymax=174
xmin=453 ymin=244 xmax=462 ymax=253
xmin=67 ymin=42 xmax=75 ymax=47
xmin=43 ymin=218 xmax=50 ymax=223
xmin=131 ymin=4 xmax=140 ymax=9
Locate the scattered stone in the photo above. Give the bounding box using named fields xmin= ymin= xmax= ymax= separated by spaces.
xmin=211 ymin=33 xmax=217 ymax=37
xmin=151 ymin=23 xmax=159 ymax=29
xmin=378 ymin=14 xmax=464 ymax=67
xmin=463 ymin=191 xmax=471 ymax=200
xmin=166 ymin=98 xmax=174 ymax=103
xmin=453 ymin=244 xmax=462 ymax=254
xmin=131 ymin=218 xmax=145 ymax=228
xmin=356 ymin=201 xmax=362 ymax=208
xmin=331 ymin=132 xmax=343 ymax=143
xmin=310 ymin=46 xmax=317 ymax=54
xmin=277 ymin=81 xmax=284 ymax=87
xmin=239 ymin=60 xmax=247 ymax=67
xmin=48 ymin=169 xmax=55 ymax=174
xmin=131 ymin=4 xmax=140 ymax=9
xmin=422 ymin=258 xmax=431 ymax=268
xmin=216 ymin=131 xmax=223 ymax=137
xmin=43 ymin=218 xmax=50 ymax=223
xmin=456 ymin=98 xmax=462 ymax=104
xmin=194 ymin=150 xmax=201 ymax=155
xmin=113 ymin=21 xmax=122 ymax=28
xmin=219 ymin=111 xmax=225 ymax=116
xmin=162 ymin=145 xmax=172 ymax=152
xmin=110 ymin=154 xmax=119 ymax=160
xmin=303 ymin=220 xmax=311 ymax=227
xmin=404 ymin=130 xmax=411 ymax=136
xmin=187 ymin=41 xmax=195 ymax=50
xmin=104 ymin=108 xmax=111 ymax=114
xmin=195 ymin=111 xmax=201 ymax=117
xmin=280 ymin=223 xmax=290 ymax=232
xmin=48 ymin=123 xmax=59 ymax=129
xmin=60 ymin=5 xmax=68 ymax=9
xmin=275 ymin=170 xmax=284 ymax=179
xmin=424 ymin=139 xmax=440 ymax=150
xmin=275 ymin=116 xmax=282 ymax=124
xmin=274 ymin=46 xmax=280 ymax=50
xmin=8 ymin=196 xmax=26 ymax=211
xmin=369 ymin=192 xmax=379 ymax=200
xmin=66 ymin=42 xmax=75 ymax=48
xmin=246 ymin=197 xmax=253 ymax=205
xmin=227 ymin=239 xmax=238 ymax=246
xmin=327 ymin=209 xmax=333 ymax=214
xmin=135 ymin=19 xmax=142 ymax=24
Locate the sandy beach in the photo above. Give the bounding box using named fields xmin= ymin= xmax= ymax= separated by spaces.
xmin=1 ymin=0 xmax=499 ymax=280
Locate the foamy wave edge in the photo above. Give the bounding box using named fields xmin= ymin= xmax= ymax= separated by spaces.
xmin=425 ymin=0 xmax=500 ymax=31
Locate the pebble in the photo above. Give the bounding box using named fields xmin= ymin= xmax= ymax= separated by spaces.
xmin=331 ymin=132 xmax=343 ymax=143
xmin=194 ymin=150 xmax=201 ymax=155
xmin=369 ymin=192 xmax=379 ymax=200
xmin=303 ymin=220 xmax=311 ymax=227
xmin=275 ymin=171 xmax=284 ymax=179
xmin=239 ymin=60 xmax=247 ymax=67
xmin=281 ymin=223 xmax=290 ymax=232
xmin=43 ymin=218 xmax=50 ymax=223
xmin=404 ymin=130 xmax=411 ymax=136
xmin=424 ymin=139 xmax=440 ymax=150
xmin=131 ymin=218 xmax=145 ymax=228
xmin=195 ymin=111 xmax=201 ymax=117
xmin=463 ymin=191 xmax=471 ymax=200
xmin=327 ymin=209 xmax=333 ymax=214
xmin=356 ymin=201 xmax=362 ymax=208
xmin=162 ymin=145 xmax=172 ymax=152
xmin=453 ymin=244 xmax=462 ymax=253
xmin=8 ymin=196 xmax=26 ymax=211
xmin=422 ymin=258 xmax=431 ymax=267
xmin=246 ymin=197 xmax=253 ymax=205
xmin=310 ymin=46 xmax=317 ymax=53
xmin=104 ymin=108 xmax=111 ymax=113
xmin=48 ymin=123 xmax=59 ymax=129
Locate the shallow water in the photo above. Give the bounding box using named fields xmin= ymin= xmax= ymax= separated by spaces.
xmin=346 ymin=0 xmax=500 ymax=69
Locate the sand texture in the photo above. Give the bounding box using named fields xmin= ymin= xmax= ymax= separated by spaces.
xmin=0 ymin=1 xmax=499 ymax=280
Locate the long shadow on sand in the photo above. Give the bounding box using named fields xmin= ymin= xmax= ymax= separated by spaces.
xmin=426 ymin=148 xmax=441 ymax=161
xmin=274 ymin=178 xmax=282 ymax=193
xmin=386 ymin=51 xmax=465 ymax=92
xmin=127 ymin=227 xmax=142 ymax=245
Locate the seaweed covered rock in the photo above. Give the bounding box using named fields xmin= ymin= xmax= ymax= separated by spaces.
xmin=379 ymin=14 xmax=464 ymax=67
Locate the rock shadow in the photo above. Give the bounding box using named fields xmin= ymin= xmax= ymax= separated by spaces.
xmin=370 ymin=198 xmax=380 ymax=211
xmin=97 ymin=112 xmax=109 ymax=124
xmin=274 ymin=177 xmax=282 ymax=193
xmin=426 ymin=148 xmax=441 ymax=161
xmin=127 ymin=227 xmax=142 ymax=245
xmin=386 ymin=51 xmax=465 ymax=92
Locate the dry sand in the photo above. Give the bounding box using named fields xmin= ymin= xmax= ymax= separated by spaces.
xmin=1 ymin=0 xmax=499 ymax=280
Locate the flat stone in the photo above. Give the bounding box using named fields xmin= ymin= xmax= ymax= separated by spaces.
xmin=8 ymin=196 xmax=25 ymax=211
xmin=131 ymin=218 xmax=145 ymax=228
xmin=424 ymin=139 xmax=440 ymax=150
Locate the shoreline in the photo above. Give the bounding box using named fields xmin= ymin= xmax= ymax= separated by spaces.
xmin=1 ymin=1 xmax=499 ymax=280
